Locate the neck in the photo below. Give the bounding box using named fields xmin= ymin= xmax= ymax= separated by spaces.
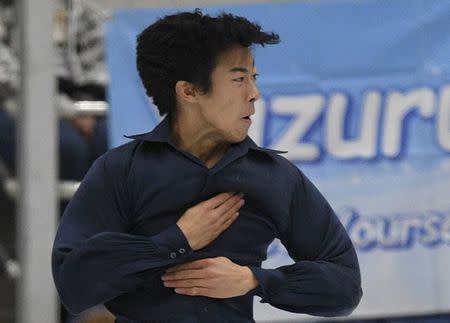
xmin=171 ymin=114 xmax=229 ymax=169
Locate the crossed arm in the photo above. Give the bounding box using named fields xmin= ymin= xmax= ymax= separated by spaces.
xmin=160 ymin=190 xmax=259 ymax=298
xmin=158 ymin=168 xmax=362 ymax=316
xmin=52 ymin=154 xmax=361 ymax=316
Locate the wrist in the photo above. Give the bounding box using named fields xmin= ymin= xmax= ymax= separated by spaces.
xmin=175 ymin=222 xmax=196 ymax=251
xmin=241 ymin=266 xmax=259 ymax=293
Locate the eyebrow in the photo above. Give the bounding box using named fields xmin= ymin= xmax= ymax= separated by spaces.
xmin=228 ymin=60 xmax=256 ymax=73
xmin=228 ymin=67 xmax=249 ymax=73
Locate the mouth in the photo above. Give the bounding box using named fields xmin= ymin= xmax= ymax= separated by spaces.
xmin=241 ymin=115 xmax=252 ymax=126
xmin=242 ymin=111 xmax=254 ymax=120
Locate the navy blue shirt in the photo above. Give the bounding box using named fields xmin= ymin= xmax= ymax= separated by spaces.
xmin=52 ymin=117 xmax=362 ymax=322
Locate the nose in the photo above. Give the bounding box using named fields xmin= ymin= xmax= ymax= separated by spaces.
xmin=249 ymin=79 xmax=260 ymax=102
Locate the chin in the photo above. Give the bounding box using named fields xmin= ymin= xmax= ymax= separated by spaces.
xmin=228 ymin=132 xmax=247 ymax=144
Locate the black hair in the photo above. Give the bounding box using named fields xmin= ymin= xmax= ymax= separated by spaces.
xmin=136 ymin=9 xmax=279 ymax=118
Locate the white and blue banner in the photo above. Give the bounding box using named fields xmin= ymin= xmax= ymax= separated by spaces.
xmin=105 ymin=0 xmax=450 ymax=321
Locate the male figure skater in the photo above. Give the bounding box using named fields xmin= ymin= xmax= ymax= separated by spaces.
xmin=52 ymin=10 xmax=362 ymax=323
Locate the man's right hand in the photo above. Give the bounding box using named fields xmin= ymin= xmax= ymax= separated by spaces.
xmin=176 ymin=192 xmax=245 ymax=251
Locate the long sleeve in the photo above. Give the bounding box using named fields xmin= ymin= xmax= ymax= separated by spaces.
xmin=51 ymin=152 xmax=193 ymax=314
xmin=249 ymin=168 xmax=362 ymax=317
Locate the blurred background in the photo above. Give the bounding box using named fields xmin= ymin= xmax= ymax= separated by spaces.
xmin=1 ymin=0 xmax=450 ymax=322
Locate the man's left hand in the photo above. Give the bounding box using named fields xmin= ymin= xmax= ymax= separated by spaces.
xmin=161 ymin=256 xmax=259 ymax=298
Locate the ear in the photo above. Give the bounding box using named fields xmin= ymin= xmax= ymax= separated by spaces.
xmin=175 ymin=81 xmax=199 ymax=103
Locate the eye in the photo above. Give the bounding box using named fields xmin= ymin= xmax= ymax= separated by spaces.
xmin=233 ymin=77 xmax=245 ymax=82
xmin=252 ymin=73 xmax=259 ymax=81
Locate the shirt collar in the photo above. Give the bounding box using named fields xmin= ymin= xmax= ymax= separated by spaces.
xmin=124 ymin=116 xmax=173 ymax=144
xmin=125 ymin=117 xmax=287 ymax=158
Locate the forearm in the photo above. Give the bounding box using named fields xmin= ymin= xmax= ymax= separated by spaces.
xmin=53 ymin=225 xmax=192 ymax=314
xmin=248 ymin=257 xmax=362 ymax=316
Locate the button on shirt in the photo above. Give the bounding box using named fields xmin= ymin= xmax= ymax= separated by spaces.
xmin=52 ymin=117 xmax=362 ymax=322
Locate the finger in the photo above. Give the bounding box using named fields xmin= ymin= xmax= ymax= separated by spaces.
xmin=166 ymin=263 xmax=202 ymax=273
xmin=218 ymin=211 xmax=239 ymax=231
xmin=201 ymin=192 xmax=235 ymax=210
xmin=213 ymin=194 xmax=244 ymax=217
xmin=175 ymin=287 xmax=222 ymax=298
xmin=164 ymin=278 xmax=210 ymax=288
xmin=166 ymin=259 xmax=209 ymax=273
xmin=217 ymin=198 xmax=243 ymax=226
xmin=162 ymin=269 xmax=208 ymax=281
xmin=174 ymin=287 xmax=211 ymax=297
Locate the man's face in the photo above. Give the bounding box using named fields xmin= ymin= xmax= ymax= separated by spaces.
xmin=196 ymin=45 xmax=260 ymax=144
